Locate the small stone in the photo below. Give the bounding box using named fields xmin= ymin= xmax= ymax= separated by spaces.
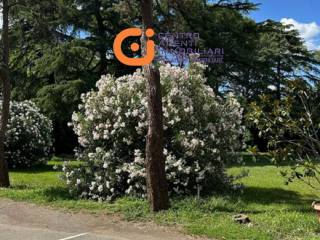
xmin=233 ymin=214 xmax=251 ymax=224
xmin=312 ymin=201 xmax=320 ymax=210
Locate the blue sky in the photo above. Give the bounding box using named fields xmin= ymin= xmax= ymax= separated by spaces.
xmin=248 ymin=0 xmax=320 ymax=50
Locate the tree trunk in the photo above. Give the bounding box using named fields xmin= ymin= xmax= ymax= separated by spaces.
xmin=276 ymin=59 xmax=281 ymax=100
xmin=141 ymin=0 xmax=169 ymax=212
xmin=94 ymin=0 xmax=108 ymax=75
xmin=0 ymin=0 xmax=11 ymax=187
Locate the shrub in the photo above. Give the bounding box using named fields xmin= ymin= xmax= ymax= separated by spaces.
xmin=246 ymin=80 xmax=320 ymax=189
xmin=65 ymin=63 xmax=244 ymax=201
xmin=5 ymin=100 xmax=53 ymax=168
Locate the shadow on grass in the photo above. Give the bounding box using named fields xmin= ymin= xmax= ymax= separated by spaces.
xmin=240 ymin=186 xmax=312 ymax=205
xmin=177 ymin=187 xmax=316 ymax=215
xmin=229 ymin=154 xmax=297 ymax=167
xmin=42 ymin=186 xmax=74 ymax=201
xmin=227 ymin=154 xmax=270 ymax=167
xmin=312 ymin=227 xmax=320 ymax=235
xmin=10 ymin=184 xmax=30 ymax=190
xmin=11 ymin=165 xmax=56 ymax=173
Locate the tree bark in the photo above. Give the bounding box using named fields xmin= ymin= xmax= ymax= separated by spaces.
xmin=141 ymin=0 xmax=169 ymax=212
xmin=0 ymin=0 xmax=11 ymax=187
xmin=276 ymin=59 xmax=281 ymax=100
xmin=94 ymin=0 xmax=108 ymax=75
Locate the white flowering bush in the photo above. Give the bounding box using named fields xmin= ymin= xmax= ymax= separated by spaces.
xmin=64 ymin=63 xmax=244 ymax=201
xmin=4 ymin=101 xmax=53 ymax=168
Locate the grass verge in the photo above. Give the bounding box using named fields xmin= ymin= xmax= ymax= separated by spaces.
xmin=0 ymin=156 xmax=320 ymax=240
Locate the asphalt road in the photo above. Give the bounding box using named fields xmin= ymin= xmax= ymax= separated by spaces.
xmin=0 ymin=224 xmax=120 ymax=240
xmin=0 ymin=199 xmax=194 ymax=240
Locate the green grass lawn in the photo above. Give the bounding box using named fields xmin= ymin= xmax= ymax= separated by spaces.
xmin=0 ymin=156 xmax=320 ymax=240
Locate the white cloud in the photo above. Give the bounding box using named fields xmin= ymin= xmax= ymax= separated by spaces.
xmin=281 ymin=18 xmax=320 ymax=50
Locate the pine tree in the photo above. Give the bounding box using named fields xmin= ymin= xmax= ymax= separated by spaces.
xmin=141 ymin=0 xmax=169 ymax=212
xmin=0 ymin=0 xmax=11 ymax=187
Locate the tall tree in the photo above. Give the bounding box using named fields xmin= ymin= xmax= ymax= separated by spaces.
xmin=8 ymin=0 xmax=135 ymax=153
xmin=141 ymin=0 xmax=169 ymax=212
xmin=0 ymin=0 xmax=11 ymax=187
xmin=255 ymin=20 xmax=320 ymax=100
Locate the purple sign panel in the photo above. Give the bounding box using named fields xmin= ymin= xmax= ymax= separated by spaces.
xmin=156 ymin=32 xmax=224 ymax=66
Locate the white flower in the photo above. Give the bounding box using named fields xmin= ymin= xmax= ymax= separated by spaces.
xmin=132 ymin=109 xmax=139 ymax=117
xmin=267 ymin=85 xmax=277 ymax=91
xmin=96 ymin=147 xmax=103 ymax=153
xmin=103 ymin=162 xmax=108 ymax=169
xmin=65 ymin=62 xmax=244 ymax=200
xmin=98 ymin=185 xmax=104 ymax=192
xmin=4 ymin=100 xmax=53 ymax=168
xmin=163 ymin=148 xmax=168 ymax=155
